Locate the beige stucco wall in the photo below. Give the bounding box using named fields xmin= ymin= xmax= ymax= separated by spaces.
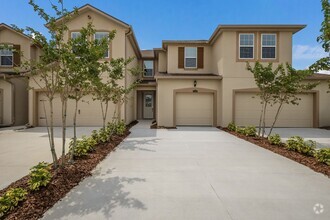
xmin=157 ymin=79 xmax=221 ymax=127
xmin=167 ymin=45 xmax=212 ymax=74
xmin=125 ymin=36 xmax=138 ymax=124
xmin=310 ymin=81 xmax=330 ymax=127
xmin=0 ymin=28 xmax=32 ymax=72
xmin=158 ymin=51 xmax=167 ymax=73
xmin=10 ymin=77 xmax=28 ymax=125
xmin=0 ymin=80 xmax=13 ymax=125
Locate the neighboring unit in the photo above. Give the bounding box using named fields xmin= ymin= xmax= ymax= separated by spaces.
xmin=0 ymin=23 xmax=40 ymax=126
xmin=26 ymin=4 xmax=330 ymax=128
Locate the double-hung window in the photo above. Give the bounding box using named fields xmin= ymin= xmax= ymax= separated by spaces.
xmin=239 ymin=34 xmax=254 ymax=59
xmin=71 ymin=32 xmax=81 ymax=55
xmin=94 ymin=32 xmax=110 ymax=58
xmin=184 ymin=47 xmax=197 ymax=68
xmin=143 ymin=60 xmax=154 ymax=77
xmin=0 ymin=45 xmax=13 ymax=67
xmin=261 ymin=34 xmax=276 ymax=59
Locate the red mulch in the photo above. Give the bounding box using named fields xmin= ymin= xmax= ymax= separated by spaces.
xmin=222 ymin=128 xmax=330 ymax=178
xmin=0 ymin=121 xmax=138 ymax=220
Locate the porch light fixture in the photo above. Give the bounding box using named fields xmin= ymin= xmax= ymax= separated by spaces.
xmin=194 ymin=80 xmax=197 ymax=87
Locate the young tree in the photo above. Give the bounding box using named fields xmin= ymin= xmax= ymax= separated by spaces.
xmin=65 ymin=23 xmax=114 ymax=162
xmin=246 ymin=62 xmax=278 ymax=137
xmin=24 ymin=0 xmax=77 ymax=167
xmin=267 ymin=64 xmax=318 ymax=135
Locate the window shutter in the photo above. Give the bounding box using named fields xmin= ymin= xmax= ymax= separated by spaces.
xmin=13 ymin=45 xmax=21 ymax=67
xmin=178 ymin=47 xmax=184 ymax=68
xmin=197 ymin=47 xmax=204 ymax=69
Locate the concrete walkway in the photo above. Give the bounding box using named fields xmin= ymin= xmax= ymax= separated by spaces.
xmin=0 ymin=127 xmax=98 ymax=189
xmin=43 ymin=121 xmax=330 ymax=220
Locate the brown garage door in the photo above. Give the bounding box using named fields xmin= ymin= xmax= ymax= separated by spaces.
xmin=234 ymin=93 xmax=314 ymax=127
xmin=176 ymin=93 xmax=213 ymax=126
xmin=37 ymin=93 xmax=114 ymax=126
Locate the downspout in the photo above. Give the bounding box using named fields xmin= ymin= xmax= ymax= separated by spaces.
xmin=1 ymin=74 xmax=15 ymax=126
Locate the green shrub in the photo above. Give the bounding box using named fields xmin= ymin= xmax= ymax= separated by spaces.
xmin=314 ymin=148 xmax=330 ymax=165
xmin=227 ymin=122 xmax=237 ymax=131
xmin=236 ymin=127 xmax=245 ymax=135
xmin=115 ymin=120 xmax=126 ymax=135
xmin=285 ymin=136 xmax=305 ymax=151
xmin=91 ymin=130 xmax=101 ymax=143
xmin=28 ymin=162 xmax=52 ymax=191
xmin=268 ymin=134 xmax=282 ymax=145
xmin=298 ymin=140 xmax=316 ymax=156
xmin=0 ymin=188 xmax=27 ymax=217
xmin=70 ymin=136 xmax=97 ymax=157
xmin=243 ymin=126 xmax=257 ymax=137
xmin=98 ymin=128 xmax=109 ymax=143
xmin=285 ymin=136 xmax=316 ymax=156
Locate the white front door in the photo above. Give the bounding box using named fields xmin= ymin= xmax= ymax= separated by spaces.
xmin=143 ymin=92 xmax=154 ymax=119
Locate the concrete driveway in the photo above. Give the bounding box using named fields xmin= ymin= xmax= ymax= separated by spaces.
xmin=266 ymin=128 xmax=330 ymax=148
xmin=42 ymin=121 xmax=330 ymax=220
xmin=0 ymin=126 xmax=98 ymax=190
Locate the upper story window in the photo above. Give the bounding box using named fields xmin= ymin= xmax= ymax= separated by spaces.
xmin=71 ymin=32 xmax=81 ymax=55
xmin=261 ymin=34 xmax=276 ymax=59
xmin=143 ymin=60 xmax=154 ymax=77
xmin=0 ymin=45 xmax=13 ymax=67
xmin=184 ymin=47 xmax=197 ymax=68
xmin=239 ymin=33 xmax=254 ymax=59
xmin=94 ymin=32 xmax=110 ymax=58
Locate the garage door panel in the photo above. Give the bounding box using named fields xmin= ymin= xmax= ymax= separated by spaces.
xmin=176 ymin=93 xmax=213 ymax=126
xmin=235 ymin=93 xmax=313 ymax=127
xmin=38 ymin=93 xmax=114 ymax=126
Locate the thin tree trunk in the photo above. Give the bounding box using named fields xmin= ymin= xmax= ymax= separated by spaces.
xmin=258 ymin=102 xmax=264 ymax=136
xmin=61 ymin=98 xmax=67 ymax=166
xmin=268 ymin=102 xmax=284 ymax=136
xmin=49 ymin=99 xmax=58 ymax=168
xmin=70 ymin=99 xmax=79 ymax=163
xmin=262 ymin=102 xmax=268 ymax=137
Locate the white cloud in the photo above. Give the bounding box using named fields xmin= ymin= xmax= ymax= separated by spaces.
xmin=293 ymin=45 xmax=328 ymax=60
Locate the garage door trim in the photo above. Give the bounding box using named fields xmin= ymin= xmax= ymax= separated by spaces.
xmin=173 ymin=87 xmax=217 ymax=127
xmin=232 ymin=88 xmax=319 ymax=128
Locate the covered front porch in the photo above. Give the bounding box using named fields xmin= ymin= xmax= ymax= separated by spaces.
xmin=136 ymin=83 xmax=156 ymax=121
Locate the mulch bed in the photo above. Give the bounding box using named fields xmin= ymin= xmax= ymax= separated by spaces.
xmin=222 ymin=128 xmax=330 ymax=178
xmin=0 ymin=120 xmax=138 ymax=220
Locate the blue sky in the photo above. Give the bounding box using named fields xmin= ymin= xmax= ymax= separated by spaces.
xmin=0 ymin=0 xmax=327 ymax=70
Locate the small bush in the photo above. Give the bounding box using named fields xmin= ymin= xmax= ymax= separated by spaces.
xmin=285 ymin=136 xmax=305 ymax=151
xmin=28 ymin=162 xmax=52 ymax=191
xmin=285 ymin=136 xmax=316 ymax=156
xmin=115 ymin=120 xmax=126 ymax=135
xmin=91 ymin=130 xmax=101 ymax=143
xmin=243 ymin=126 xmax=257 ymax=137
xmin=98 ymin=128 xmax=109 ymax=143
xmin=0 ymin=188 xmax=27 ymax=217
xmin=227 ymin=122 xmax=237 ymax=132
xmin=70 ymin=136 xmax=97 ymax=157
xmin=268 ymin=134 xmax=282 ymax=145
xmin=314 ymin=148 xmax=330 ymax=165
xmin=298 ymin=140 xmax=316 ymax=156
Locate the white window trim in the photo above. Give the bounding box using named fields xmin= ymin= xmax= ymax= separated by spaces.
xmin=0 ymin=44 xmax=14 ymax=67
xmin=70 ymin=32 xmax=81 ymax=39
xmin=184 ymin=47 xmax=197 ymax=68
xmin=239 ymin=33 xmax=255 ymax=60
xmin=261 ymin=33 xmax=277 ymax=59
xmin=94 ymin=32 xmax=110 ymax=59
xmin=143 ymin=60 xmax=154 ymax=77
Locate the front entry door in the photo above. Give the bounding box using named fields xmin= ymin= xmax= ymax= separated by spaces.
xmin=143 ymin=92 xmax=154 ymax=119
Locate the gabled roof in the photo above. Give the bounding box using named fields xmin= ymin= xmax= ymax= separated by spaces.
xmin=161 ymin=24 xmax=306 ymax=48
xmin=52 ymin=4 xmax=141 ymax=58
xmin=53 ymin=4 xmax=130 ymax=28
xmin=0 ymin=23 xmax=33 ymax=41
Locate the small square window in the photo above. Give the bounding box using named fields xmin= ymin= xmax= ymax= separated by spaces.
xmin=143 ymin=60 xmax=154 ymax=77
xmin=0 ymin=45 xmax=13 ymax=66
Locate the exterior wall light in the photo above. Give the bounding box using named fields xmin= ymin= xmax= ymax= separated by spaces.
xmin=194 ymin=80 xmax=197 ymax=87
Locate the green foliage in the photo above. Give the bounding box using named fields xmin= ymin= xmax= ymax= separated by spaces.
xmin=243 ymin=126 xmax=257 ymax=137
xmin=28 ymin=162 xmax=52 ymax=191
xmin=317 ymin=0 xmax=330 ymax=52
xmin=227 ymin=122 xmax=237 ymax=131
xmin=285 ymin=136 xmax=316 ymax=156
xmin=268 ymin=134 xmax=282 ymax=145
xmin=115 ymin=120 xmax=126 ymax=135
xmin=0 ymin=188 xmax=27 ymax=217
xmin=98 ymin=128 xmax=109 ymax=143
xmin=236 ymin=127 xmax=245 ymax=135
xmin=314 ymin=148 xmax=330 ymax=165
xmin=70 ymin=136 xmax=96 ymax=157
